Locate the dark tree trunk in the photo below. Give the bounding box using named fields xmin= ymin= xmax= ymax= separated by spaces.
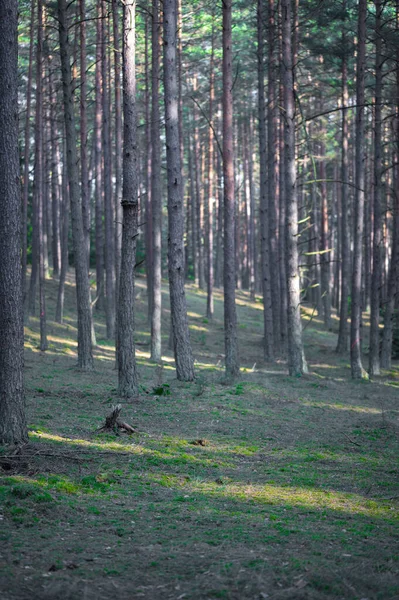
xmin=117 ymin=0 xmax=139 ymax=397
xmin=282 ymin=0 xmax=307 ymax=376
xmin=206 ymin=21 xmax=215 ymax=320
xmin=163 ymin=0 xmax=195 ymax=381
xmin=112 ymin=0 xmax=123 ymax=295
xmin=350 ymin=0 xmax=368 ymax=379
xmin=0 ymin=0 xmax=28 ymax=445
xmin=58 ymin=0 xmax=93 ymax=370
xmin=80 ymin=0 xmax=90 ymax=262
xmin=369 ymin=0 xmax=383 ymax=376
xmin=94 ymin=14 xmax=105 ymax=312
xmin=150 ymin=0 xmax=162 ymax=362
xmin=258 ymin=0 xmax=274 ymax=361
xmin=223 ymin=0 xmax=239 ymax=378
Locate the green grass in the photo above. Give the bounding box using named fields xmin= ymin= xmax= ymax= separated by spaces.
xmin=0 ymin=273 xmax=398 ymax=599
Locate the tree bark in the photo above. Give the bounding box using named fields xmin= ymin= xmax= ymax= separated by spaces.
xmin=58 ymin=0 xmax=93 ymax=370
xmin=163 ymin=0 xmax=195 ymax=381
xmin=117 ymin=0 xmax=139 ymax=398
xmin=112 ymin=0 xmax=123 ymax=295
xmin=151 ymin=0 xmax=162 ymax=362
xmin=258 ymin=0 xmax=274 ymax=361
xmin=0 ymin=0 xmax=28 ymax=445
xmin=369 ymin=0 xmax=383 ymax=376
xmin=206 ymin=20 xmax=215 ymax=320
xmin=350 ymin=0 xmax=368 ymax=379
xmin=282 ymin=0 xmax=307 ymax=376
xmin=223 ymin=0 xmax=239 ymax=378
xmin=94 ymin=13 xmax=105 ymax=312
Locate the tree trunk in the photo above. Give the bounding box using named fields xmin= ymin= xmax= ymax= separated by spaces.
xmin=258 ymin=0 xmax=274 ymax=361
xmin=58 ymin=0 xmax=93 ymax=370
xmin=112 ymin=0 xmax=123 ymax=295
xmin=150 ymin=0 xmax=162 ymax=362
xmin=369 ymin=0 xmax=383 ymax=376
xmin=282 ymin=0 xmax=307 ymax=376
xmin=350 ymin=0 xmax=368 ymax=379
xmin=102 ymin=0 xmax=116 ymax=340
xmin=206 ymin=20 xmax=215 ymax=320
xmin=163 ymin=0 xmax=195 ymax=381
xmin=117 ymin=0 xmax=139 ymax=398
xmin=94 ymin=13 xmax=105 ymax=312
xmin=0 ymin=0 xmax=28 ymax=445
xmin=336 ymin=33 xmax=350 ymax=353
xmin=79 ymin=0 xmax=90 ymax=262
xmin=223 ymin=0 xmax=239 ymax=378
xmin=55 ymin=146 xmax=69 ymax=324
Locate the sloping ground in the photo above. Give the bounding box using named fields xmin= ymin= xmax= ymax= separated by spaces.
xmin=1 ymin=273 xmax=398 ymax=600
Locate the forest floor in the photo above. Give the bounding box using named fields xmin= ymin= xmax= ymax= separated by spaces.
xmin=1 ymin=272 xmax=399 ymax=600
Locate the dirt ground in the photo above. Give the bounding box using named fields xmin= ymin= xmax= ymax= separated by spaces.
xmin=1 ymin=274 xmax=398 ymax=599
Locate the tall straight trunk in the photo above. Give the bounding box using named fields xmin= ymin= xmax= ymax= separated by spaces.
xmin=55 ymin=147 xmax=69 ymax=323
xmin=79 ymin=0 xmax=90 ymax=261
xmin=380 ymin=1 xmax=399 ymax=369
xmin=244 ymin=118 xmax=256 ymax=301
xmin=278 ymin=28 xmax=288 ymax=351
xmin=258 ymin=0 xmax=274 ymax=361
xmin=0 ymin=0 xmax=28 ymax=445
xmin=49 ymin=64 xmax=61 ymax=278
xmin=188 ymin=116 xmax=199 ymax=286
xmin=336 ymin=32 xmax=350 ymax=353
xmin=267 ymin=0 xmax=281 ymax=351
xmin=102 ymin=0 xmax=115 ymax=340
xmin=22 ymin=0 xmax=35 ymax=309
xmin=206 ymin=22 xmax=215 ymax=319
xmin=35 ymin=0 xmax=47 ymax=352
xmin=118 ymin=0 xmax=138 ymax=397
xmin=215 ymin=149 xmax=223 ymax=289
xmin=193 ymin=98 xmax=205 ymax=290
xmin=282 ymin=0 xmax=307 ymax=376
xmin=94 ymin=14 xmax=105 ymax=311
xmin=369 ymin=0 xmax=383 ymax=376
xmin=163 ymin=0 xmax=195 ymax=381
xmin=223 ymin=0 xmax=239 ymax=378
xmin=319 ymin=140 xmax=332 ymax=330
xmin=112 ymin=0 xmax=123 ymax=293
xmin=150 ymin=0 xmax=162 ymax=362
xmin=58 ymin=0 xmax=93 ymax=370
xmin=144 ymin=14 xmax=153 ymax=321
xmin=350 ymin=0 xmax=368 ymax=379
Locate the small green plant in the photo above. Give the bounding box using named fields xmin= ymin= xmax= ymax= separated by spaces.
xmin=152 ymin=383 xmax=171 ymax=396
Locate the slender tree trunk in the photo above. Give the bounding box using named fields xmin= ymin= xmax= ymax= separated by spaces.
xmin=94 ymin=14 xmax=105 ymax=312
xmin=206 ymin=21 xmax=215 ymax=319
xmin=102 ymin=0 xmax=116 ymax=340
xmin=319 ymin=139 xmax=332 ymax=330
xmin=58 ymin=0 xmax=93 ymax=370
xmin=151 ymin=0 xmax=162 ymax=362
xmin=268 ymin=0 xmax=281 ymax=351
xmin=350 ymin=0 xmax=368 ymax=379
xmin=79 ymin=0 xmax=90 ymax=261
xmin=49 ymin=64 xmax=61 ymax=279
xmin=369 ymin=0 xmax=383 ymax=376
xmin=163 ymin=0 xmax=195 ymax=381
xmin=118 ymin=0 xmax=139 ymax=397
xmin=223 ymin=0 xmax=239 ymax=378
xmin=258 ymin=0 xmax=274 ymax=361
xmin=215 ymin=149 xmax=223 ymax=289
xmin=0 ymin=0 xmax=28 ymax=445
xmin=112 ymin=0 xmax=123 ymax=294
xmin=336 ymin=32 xmax=350 ymax=353
xmin=188 ymin=116 xmax=199 ymax=286
xmin=22 ymin=0 xmax=35 ymax=310
xmin=55 ymin=147 xmax=69 ymax=324
xmin=144 ymin=14 xmax=153 ymax=321
xmin=282 ymin=0 xmax=307 ymax=376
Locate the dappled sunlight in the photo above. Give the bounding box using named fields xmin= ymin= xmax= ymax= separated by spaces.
xmin=301 ymin=399 xmax=382 ymax=414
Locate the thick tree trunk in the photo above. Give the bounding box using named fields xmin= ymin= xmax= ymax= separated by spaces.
xmin=163 ymin=0 xmax=195 ymax=381
xmin=150 ymin=0 xmax=162 ymax=362
xmin=350 ymin=0 xmax=368 ymax=379
xmin=117 ymin=0 xmax=139 ymax=398
xmin=282 ymin=0 xmax=307 ymax=376
xmin=223 ymin=0 xmax=239 ymax=378
xmin=58 ymin=0 xmax=93 ymax=370
xmin=0 ymin=0 xmax=28 ymax=445
xmin=369 ymin=0 xmax=383 ymax=376
xmin=258 ymin=0 xmax=274 ymax=361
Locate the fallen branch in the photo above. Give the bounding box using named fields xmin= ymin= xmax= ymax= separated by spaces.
xmin=343 ymin=433 xmax=361 ymax=447
xmin=96 ymin=404 xmax=137 ymax=434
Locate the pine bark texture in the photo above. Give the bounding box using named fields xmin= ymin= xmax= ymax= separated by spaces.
xmin=223 ymin=0 xmax=240 ymax=378
xmin=350 ymin=0 xmax=368 ymax=379
xmin=163 ymin=0 xmax=195 ymax=381
xmin=58 ymin=0 xmax=93 ymax=370
xmin=282 ymin=0 xmax=307 ymax=376
xmin=117 ymin=0 xmax=139 ymax=398
xmin=0 ymin=0 xmax=28 ymax=445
